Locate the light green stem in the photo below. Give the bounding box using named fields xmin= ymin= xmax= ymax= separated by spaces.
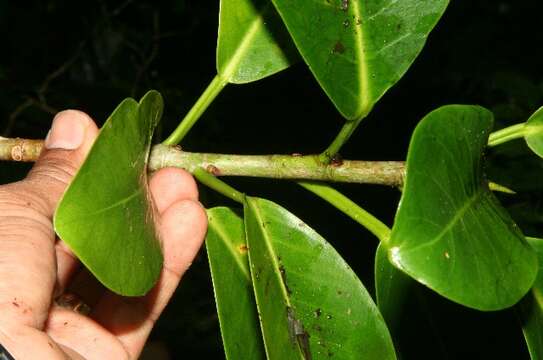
xmin=319 ymin=117 xmax=364 ymax=164
xmin=163 ymin=74 xmax=228 ymax=146
xmin=149 ymin=144 xmax=405 ymax=187
xmin=193 ymin=167 xmax=245 ymax=204
xmin=487 ymin=123 xmax=526 ymax=147
xmin=298 ymin=181 xmax=391 ymax=243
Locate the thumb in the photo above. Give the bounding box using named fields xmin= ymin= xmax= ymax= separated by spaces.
xmin=25 ymin=110 xmax=99 ymax=217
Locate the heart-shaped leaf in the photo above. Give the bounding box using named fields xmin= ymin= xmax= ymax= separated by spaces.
xmin=206 ymin=207 xmax=266 ymax=360
xmin=525 ymin=106 xmax=543 ymax=158
xmin=244 ymin=197 xmax=396 ymax=360
xmin=517 ymin=237 xmax=543 ymax=359
xmin=217 ymin=0 xmax=297 ymax=83
xmin=270 ymin=0 xmax=448 ymax=120
xmin=54 ymin=90 xmax=163 ymax=296
xmin=388 ymin=105 xmax=538 ymax=310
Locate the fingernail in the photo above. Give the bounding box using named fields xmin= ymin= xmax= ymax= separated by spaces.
xmin=45 ymin=112 xmax=87 ymax=150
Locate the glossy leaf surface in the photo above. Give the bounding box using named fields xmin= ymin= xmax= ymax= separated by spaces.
xmin=518 ymin=237 xmax=543 ymax=359
xmin=389 ymin=105 xmax=538 ymax=310
xmin=375 ymin=242 xmax=412 ymax=335
xmin=244 ymin=197 xmax=396 ymax=360
xmin=525 ymin=106 xmax=543 ymax=158
xmin=217 ymin=0 xmax=296 ymax=83
xmin=55 ymin=91 xmax=163 ymax=296
xmin=270 ymin=0 xmax=448 ymax=120
xmin=206 ymin=207 xmax=266 ymax=360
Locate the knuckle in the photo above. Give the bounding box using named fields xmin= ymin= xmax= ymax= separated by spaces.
xmin=0 ymin=185 xmax=52 ymax=220
xmin=29 ymin=154 xmax=79 ymax=188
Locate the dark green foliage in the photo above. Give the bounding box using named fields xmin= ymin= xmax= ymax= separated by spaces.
xmin=2 ymin=1 xmax=543 ymax=358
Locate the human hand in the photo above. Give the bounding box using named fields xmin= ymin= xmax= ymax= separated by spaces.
xmin=0 ymin=110 xmax=207 ymax=359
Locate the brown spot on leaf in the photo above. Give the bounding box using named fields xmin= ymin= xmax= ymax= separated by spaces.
xmin=332 ymin=41 xmax=345 ymax=54
xmin=314 ymin=308 xmax=322 ymax=318
xmin=238 ymin=244 xmax=248 ymax=253
xmin=279 ymin=265 xmax=292 ymax=295
xmin=287 ymin=307 xmax=312 ymax=359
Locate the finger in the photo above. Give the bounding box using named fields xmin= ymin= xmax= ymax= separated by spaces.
xmin=45 ymin=307 xmax=128 ymax=360
xmin=91 ymin=199 xmax=207 ymax=358
xmin=0 ymin=305 xmax=125 ymax=360
xmin=148 ymin=167 xmax=199 ymax=213
xmin=25 ymin=110 xmax=99 ymax=217
xmin=0 ymin=110 xmax=98 ymax=331
xmin=0 ymin=320 xmax=77 ymax=359
xmin=54 ymin=240 xmax=80 ymax=295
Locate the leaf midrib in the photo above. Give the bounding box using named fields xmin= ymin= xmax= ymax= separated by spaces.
xmin=209 ymin=218 xmax=251 ymax=280
xmin=248 ymin=199 xmax=293 ymax=306
xmin=58 ymin=188 xmax=143 ymax=225
xmin=403 ymin=189 xmax=485 ymax=253
xmin=351 ymin=0 xmax=370 ymax=117
xmin=221 ymin=4 xmax=270 ymax=81
xmin=247 ymin=199 xmax=305 ymax=360
xmin=526 ymin=123 xmax=543 ymax=135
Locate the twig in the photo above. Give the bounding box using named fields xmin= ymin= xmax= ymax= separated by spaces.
xmin=38 ymin=41 xmax=86 ymax=96
xmin=4 ymin=99 xmax=34 ymax=136
xmin=111 ymin=0 xmax=137 ymax=16
xmin=131 ymin=11 xmax=161 ymax=96
xmin=0 ymin=137 xmax=44 ymax=162
xmin=3 ymin=0 xmax=138 ymax=136
xmin=0 ymin=139 xmax=405 ymax=187
xmin=3 ymin=41 xmax=86 ymax=136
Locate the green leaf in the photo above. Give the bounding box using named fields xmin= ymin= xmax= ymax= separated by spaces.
xmin=54 ymin=90 xmax=163 ymax=296
xmin=525 ymin=106 xmax=543 ymax=158
xmin=217 ymin=0 xmax=297 ymax=83
xmin=388 ymin=105 xmax=538 ymax=310
xmin=244 ymin=197 xmax=396 ymax=360
xmin=374 ymin=242 xmax=412 ymax=335
xmin=270 ymin=0 xmax=448 ymax=120
xmin=518 ymin=237 xmax=543 ymax=360
xmin=206 ymin=207 xmax=266 ymax=360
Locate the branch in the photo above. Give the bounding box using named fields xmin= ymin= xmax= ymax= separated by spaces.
xmin=0 ymin=139 xmax=405 ymax=187
xmin=0 ymin=137 xmax=44 ymax=162
xmin=131 ymin=10 xmax=161 ymax=96
xmin=3 ymin=41 xmax=86 ymax=136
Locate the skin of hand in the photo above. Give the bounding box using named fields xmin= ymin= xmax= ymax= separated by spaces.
xmin=0 ymin=110 xmax=207 ymax=359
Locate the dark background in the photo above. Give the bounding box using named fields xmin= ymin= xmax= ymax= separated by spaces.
xmin=1 ymin=0 xmax=543 ymax=358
